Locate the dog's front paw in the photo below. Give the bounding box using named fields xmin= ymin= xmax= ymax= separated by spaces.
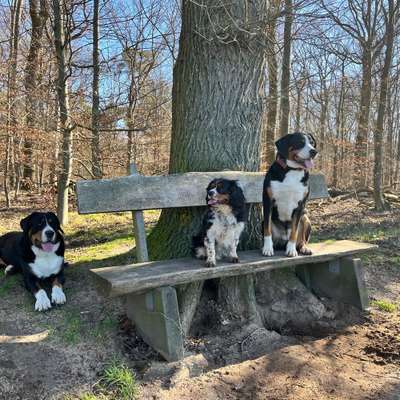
xmin=4 ymin=265 xmax=15 ymax=275
xmin=230 ymin=257 xmax=239 ymax=264
xmin=262 ymin=236 xmax=274 ymax=256
xmin=299 ymin=246 xmax=312 ymax=256
xmin=35 ymin=289 xmax=52 ymax=311
xmin=205 ymin=260 xmax=216 ymax=268
xmin=286 ymin=241 xmax=298 ymax=257
xmin=51 ymin=286 xmax=66 ymax=305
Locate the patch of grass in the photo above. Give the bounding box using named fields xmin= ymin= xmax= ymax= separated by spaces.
xmin=351 ymin=226 xmax=400 ymax=242
xmin=100 ymin=360 xmax=139 ymax=400
xmin=371 ymin=300 xmax=397 ymax=313
xmin=0 ymin=273 xmax=19 ymax=297
xmin=391 ymin=256 xmax=400 ymax=267
xmin=64 ymin=394 xmax=107 ymax=400
xmin=91 ymin=316 xmax=117 ymax=343
xmin=79 ymin=394 xmax=107 ymax=400
xmin=60 ymin=309 xmax=83 ymax=344
xmin=66 ymin=236 xmax=135 ymax=266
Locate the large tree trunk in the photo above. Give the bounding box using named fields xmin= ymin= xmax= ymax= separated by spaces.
xmin=53 ymin=0 xmax=73 ymax=225
xmin=147 ymin=0 xmax=327 ymax=339
xmin=373 ymin=0 xmax=397 ymax=211
xmin=23 ymin=0 xmax=48 ymax=187
xmin=91 ymin=0 xmax=102 ymax=179
xmin=279 ymin=0 xmax=293 ymax=137
xmin=147 ymin=0 xmax=268 ymax=260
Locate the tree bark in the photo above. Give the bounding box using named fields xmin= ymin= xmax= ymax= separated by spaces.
xmin=354 ymin=46 xmax=372 ymax=188
xmin=264 ymin=0 xmax=280 ymax=165
xmin=5 ymin=0 xmax=23 ymax=205
xmin=318 ymin=88 xmax=328 ymax=167
xmin=373 ymin=0 xmax=397 ymax=211
xmin=23 ymin=0 xmax=48 ymax=186
xmin=91 ymin=0 xmax=102 ymax=179
xmin=333 ymin=63 xmax=345 ymax=188
xmin=147 ymin=0 xmax=268 ymax=260
xmin=279 ymin=0 xmax=293 ymax=137
xmin=53 ymin=0 xmax=73 ymax=225
xmin=145 ymin=0 xmax=327 ymax=337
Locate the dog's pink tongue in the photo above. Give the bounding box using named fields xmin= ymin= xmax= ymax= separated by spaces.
xmin=41 ymin=242 xmax=54 ymax=252
xmin=304 ymin=159 xmax=314 ymax=169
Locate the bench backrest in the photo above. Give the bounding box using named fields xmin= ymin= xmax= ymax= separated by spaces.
xmin=76 ymin=171 xmax=329 ymax=214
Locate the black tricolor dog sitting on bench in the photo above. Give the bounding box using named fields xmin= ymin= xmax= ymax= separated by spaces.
xmin=76 ymin=168 xmax=374 ymax=362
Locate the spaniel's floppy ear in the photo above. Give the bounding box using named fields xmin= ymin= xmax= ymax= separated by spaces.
xmin=228 ymin=181 xmax=246 ymax=206
xmin=20 ymin=213 xmax=36 ymax=232
xmin=275 ymin=135 xmax=292 ymax=159
xmin=46 ymin=212 xmax=64 ymax=234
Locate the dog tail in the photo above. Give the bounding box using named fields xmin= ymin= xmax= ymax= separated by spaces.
xmin=191 ymin=235 xmax=206 ymax=259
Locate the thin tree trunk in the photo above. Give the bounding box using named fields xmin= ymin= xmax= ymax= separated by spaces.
xmin=4 ymin=136 xmax=12 ymax=208
xmin=333 ymin=67 xmax=345 ymax=188
xmin=279 ymin=0 xmax=293 ymax=137
xmin=5 ymin=0 xmax=23 ymax=206
xmin=53 ymin=0 xmax=73 ymax=225
xmin=319 ymin=89 xmax=328 ymax=167
xmin=264 ymin=0 xmax=279 ymax=165
xmin=354 ymin=47 xmax=372 ymax=187
xmin=373 ymin=0 xmax=397 ymax=211
xmin=91 ymin=0 xmax=102 ymax=178
xmin=295 ymin=83 xmax=303 ymax=131
xmin=23 ymin=0 xmax=48 ymax=186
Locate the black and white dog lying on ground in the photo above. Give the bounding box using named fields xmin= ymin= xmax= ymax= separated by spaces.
xmin=262 ymin=132 xmax=318 ymax=258
xmin=0 ymin=212 xmax=67 ymax=311
xmin=193 ymin=178 xmax=247 ymax=268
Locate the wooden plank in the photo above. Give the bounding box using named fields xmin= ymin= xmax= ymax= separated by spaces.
xmin=129 ymin=164 xmax=149 ymax=262
xmin=90 ymin=240 xmax=376 ymax=298
xmin=77 ymin=171 xmax=328 ymax=214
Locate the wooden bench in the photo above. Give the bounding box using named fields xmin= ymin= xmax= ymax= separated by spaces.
xmin=76 ymin=168 xmax=376 ymax=361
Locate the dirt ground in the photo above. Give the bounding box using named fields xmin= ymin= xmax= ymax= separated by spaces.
xmin=1 ymin=196 xmax=400 ymax=400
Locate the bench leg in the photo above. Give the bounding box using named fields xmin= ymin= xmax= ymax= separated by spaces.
xmin=126 ymin=286 xmax=184 ymax=361
xmin=296 ymin=257 xmax=369 ymax=310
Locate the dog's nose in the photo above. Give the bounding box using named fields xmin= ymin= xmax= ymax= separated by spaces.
xmin=310 ymin=149 xmax=318 ymax=158
xmin=45 ymin=230 xmax=54 ymax=240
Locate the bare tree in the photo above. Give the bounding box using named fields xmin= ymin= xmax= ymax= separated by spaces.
xmin=53 ymin=0 xmax=73 ymax=225
xmin=23 ymin=0 xmax=48 ymax=187
xmin=373 ymin=0 xmax=399 ymax=210
xmin=263 ymin=0 xmax=280 ymax=165
xmin=4 ymin=0 xmax=24 ymax=207
xmin=279 ymin=0 xmax=293 ymax=137
xmin=91 ymin=0 xmax=102 ymax=178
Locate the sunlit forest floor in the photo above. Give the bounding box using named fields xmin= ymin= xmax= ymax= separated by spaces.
xmin=0 ymin=194 xmax=399 ymax=399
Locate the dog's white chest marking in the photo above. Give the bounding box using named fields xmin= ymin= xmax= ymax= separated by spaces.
xmin=270 ymin=170 xmax=308 ymax=222
xmin=30 ymin=243 xmax=63 ymax=278
xmin=209 ymin=206 xmax=244 ymax=249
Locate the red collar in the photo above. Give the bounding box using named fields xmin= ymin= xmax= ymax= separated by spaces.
xmin=276 ymin=157 xmax=287 ymax=169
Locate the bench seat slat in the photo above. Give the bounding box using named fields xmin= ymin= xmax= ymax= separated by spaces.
xmin=77 ymin=171 xmax=329 ymax=214
xmin=90 ymin=240 xmax=376 ymax=298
